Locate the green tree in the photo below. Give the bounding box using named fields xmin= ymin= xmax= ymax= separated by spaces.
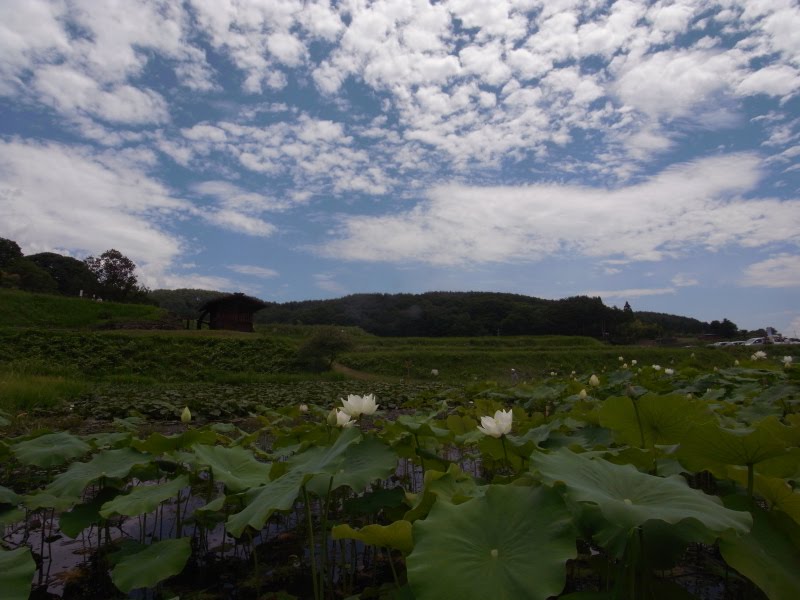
xmin=296 ymin=327 xmax=354 ymax=371
xmin=0 ymin=237 xmax=23 ymax=268
xmin=84 ymin=249 xmax=142 ymax=302
xmin=27 ymin=252 xmax=98 ymax=296
xmin=4 ymin=258 xmax=58 ymax=293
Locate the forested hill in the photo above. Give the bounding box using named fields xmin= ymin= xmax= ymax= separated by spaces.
xmin=149 ymin=289 xmax=733 ymax=339
xmin=253 ymin=292 xmax=633 ymax=338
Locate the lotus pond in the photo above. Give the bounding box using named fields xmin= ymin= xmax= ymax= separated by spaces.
xmin=1 ymin=355 xmax=799 ymax=600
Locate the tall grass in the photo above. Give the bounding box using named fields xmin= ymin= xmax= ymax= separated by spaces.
xmin=0 ymin=373 xmax=89 ymax=413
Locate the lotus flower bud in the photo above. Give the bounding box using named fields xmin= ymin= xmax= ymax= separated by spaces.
xmin=579 ymin=389 xmax=587 ymax=399
xmin=299 ymin=403 xmax=309 ymax=413
xmin=181 ymin=406 xmax=192 ymax=423
xmin=327 ymin=408 xmax=339 ymax=426
xmin=589 ymin=374 xmax=600 ymax=387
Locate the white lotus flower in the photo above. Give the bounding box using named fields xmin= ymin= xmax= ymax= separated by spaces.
xmin=734 ymin=360 xmax=740 ymax=366
xmin=652 ymin=365 xmax=661 ymax=371
xmin=784 ymin=356 xmax=793 ymax=367
xmin=622 ymin=363 xmax=628 ymax=369
xmin=431 ymin=369 xmax=439 ymax=376
xmin=664 ymin=368 xmax=674 ymax=375
xmin=618 ymin=356 xmax=624 ymax=361
xmin=753 ymin=351 xmax=767 ymax=360
xmin=335 ymin=409 xmax=355 ymax=428
xmin=477 ymin=409 xmax=513 ymax=438
xmin=181 ymin=406 xmax=192 ymax=423
xmin=298 ymin=404 xmax=309 ymax=413
xmin=340 ymin=393 xmax=379 ymax=417
xmin=589 ymin=374 xmax=600 ymax=386
xmin=631 ymin=360 xmax=637 ymax=366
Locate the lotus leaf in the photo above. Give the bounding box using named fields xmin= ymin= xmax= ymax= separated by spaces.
xmin=677 ymin=417 xmax=791 ymax=476
xmin=0 ymin=485 xmax=20 ymax=506
xmin=12 ymin=431 xmax=91 ymax=468
xmin=332 ymin=520 xmax=413 ymax=554
xmin=131 ymin=429 xmax=217 ymax=454
xmin=100 ymin=474 xmax=190 ymax=518
xmin=598 ymin=393 xmax=711 ymax=448
xmin=59 ymin=487 xmax=119 ymax=538
xmin=47 ymin=448 xmax=153 ymax=499
xmin=110 ymin=537 xmax=192 ymax=593
xmin=0 ymin=547 xmax=36 ymax=600
xmin=531 ymin=449 xmax=751 ymax=552
xmin=226 ymin=427 xmax=361 ymax=537
xmin=719 ymin=497 xmax=800 ymax=600
xmin=407 ymin=484 xmax=576 ymax=600
xmin=305 ymin=436 xmax=397 ymax=496
xmin=191 ymin=444 xmax=271 ymax=492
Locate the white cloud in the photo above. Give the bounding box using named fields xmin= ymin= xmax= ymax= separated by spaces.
xmin=672 ymin=274 xmax=699 ymax=287
xmin=193 ymin=181 xmax=292 ymax=212
xmin=322 ymin=153 xmax=799 ymax=266
xmin=203 ymin=210 xmax=276 ymax=237
xmin=228 ymin=264 xmax=279 ymax=278
xmin=741 ymin=254 xmax=800 ymax=287
xmin=0 ymin=139 xmax=185 ymax=275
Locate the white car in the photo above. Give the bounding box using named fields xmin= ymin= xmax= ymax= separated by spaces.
xmin=744 ymin=337 xmax=765 ymax=345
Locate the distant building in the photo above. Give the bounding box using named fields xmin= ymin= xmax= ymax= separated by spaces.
xmin=197 ymin=293 xmax=266 ymax=332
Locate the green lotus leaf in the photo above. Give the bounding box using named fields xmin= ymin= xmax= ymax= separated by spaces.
xmin=332 ymin=520 xmax=413 ymax=554
xmin=23 ymin=491 xmax=77 ymax=511
xmin=598 ymin=393 xmax=712 ymax=448
xmin=0 ymin=508 xmax=24 ymax=528
xmin=719 ymin=496 xmax=800 ymax=600
xmin=131 ymin=429 xmax=217 ymax=454
xmin=0 ymin=485 xmax=20 ymax=506
xmin=0 ymin=547 xmax=36 ymax=600
xmin=11 ymin=431 xmax=91 ymax=468
xmin=305 ymin=436 xmax=397 ymax=496
xmin=531 ymin=449 xmax=751 ymax=551
xmin=226 ymin=427 xmax=362 ymax=537
xmin=407 ymin=484 xmax=576 ymax=600
xmin=677 ymin=417 xmax=791 ymax=476
xmin=59 ymin=487 xmax=120 ymax=538
xmin=100 ymin=474 xmax=190 ymax=518
xmin=46 ymin=448 xmax=153 ymax=499
xmin=725 ymin=468 xmax=800 ymax=525
xmin=446 ymin=414 xmax=478 ymax=436
xmin=191 ymin=443 xmax=271 ymax=492
xmin=404 ymin=463 xmax=485 ymax=522
xmin=343 ymin=486 xmax=406 ymax=516
xmin=110 ymin=537 xmax=191 ymax=593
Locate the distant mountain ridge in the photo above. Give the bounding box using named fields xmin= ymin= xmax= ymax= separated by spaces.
xmin=149 ymin=289 xmax=734 ymax=340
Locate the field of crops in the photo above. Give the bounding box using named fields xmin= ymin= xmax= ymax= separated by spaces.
xmin=1 ymin=343 xmax=798 ymax=599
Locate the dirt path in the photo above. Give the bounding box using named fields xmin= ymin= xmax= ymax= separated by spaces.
xmin=331 ymin=362 xmax=417 ymax=383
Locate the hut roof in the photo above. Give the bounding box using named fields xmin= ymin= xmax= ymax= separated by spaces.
xmin=198 ymin=292 xmax=267 ymax=313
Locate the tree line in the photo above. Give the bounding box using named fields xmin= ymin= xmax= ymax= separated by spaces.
xmin=0 ymin=237 xmax=150 ymax=303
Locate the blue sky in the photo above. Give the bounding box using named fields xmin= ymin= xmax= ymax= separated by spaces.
xmin=1 ymin=0 xmax=799 ymax=334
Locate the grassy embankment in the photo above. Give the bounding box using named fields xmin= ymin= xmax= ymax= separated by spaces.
xmin=0 ymin=288 xmax=759 ymax=417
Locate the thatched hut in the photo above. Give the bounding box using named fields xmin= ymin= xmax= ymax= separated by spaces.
xmin=197 ymin=293 xmax=266 ymax=332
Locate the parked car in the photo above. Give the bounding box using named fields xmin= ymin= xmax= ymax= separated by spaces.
xmin=744 ymin=337 xmax=765 ymax=345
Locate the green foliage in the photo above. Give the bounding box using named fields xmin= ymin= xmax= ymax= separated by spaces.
xmin=4 ymin=258 xmax=58 ymax=293
xmin=296 ymin=325 xmax=355 ymax=371
xmin=408 ymin=485 xmax=577 ymax=600
xmin=84 ymin=249 xmax=147 ymax=302
xmin=0 ymin=547 xmax=36 ymax=600
xmin=0 ymin=347 xmax=797 ymax=598
xmin=255 ymin=291 xmax=715 ymax=340
xmin=148 ymin=288 xmax=227 ymax=319
xmin=0 ymin=288 xmax=166 ymax=328
xmin=0 ymin=237 xmax=23 ymax=268
xmin=27 ymin=252 xmax=98 ymax=296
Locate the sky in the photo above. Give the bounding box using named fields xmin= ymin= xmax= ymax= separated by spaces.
xmin=1 ymin=0 xmax=799 ymax=335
